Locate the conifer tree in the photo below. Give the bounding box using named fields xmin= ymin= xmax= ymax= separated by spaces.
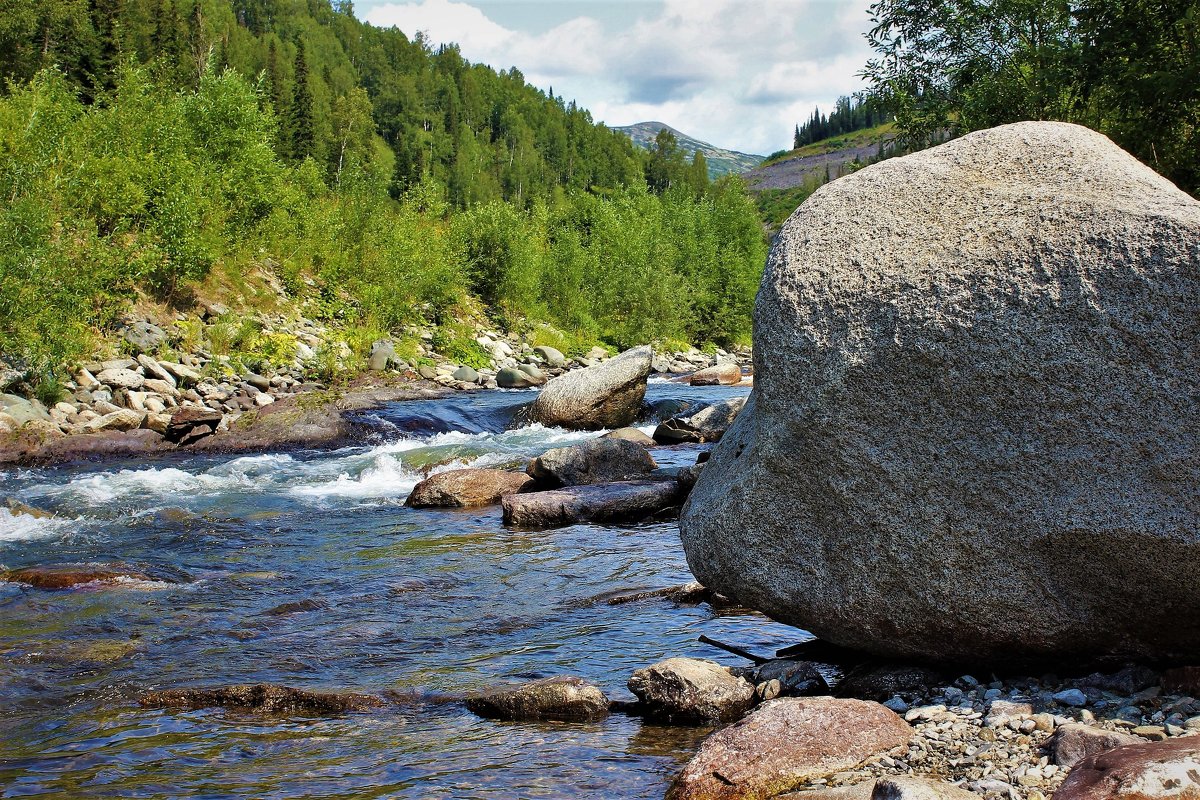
xmin=287 ymin=43 xmax=314 ymax=161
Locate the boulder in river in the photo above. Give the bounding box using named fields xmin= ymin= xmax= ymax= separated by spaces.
xmin=1052 ymin=738 xmax=1200 ymax=800
xmin=689 ymin=362 xmax=742 ymax=386
xmin=603 ymin=427 xmax=656 ymax=446
xmin=526 ymin=438 xmax=656 ymax=487
xmin=528 ymin=345 xmax=652 ymax=430
xmin=533 ymin=345 xmax=566 ymax=368
xmin=466 ymin=676 xmax=609 ymax=722
xmin=653 ymin=398 xmax=746 ymax=445
xmin=502 ymin=479 xmax=687 ymax=528
xmin=681 ymin=121 xmax=1200 ymax=665
xmin=141 ymin=683 xmax=384 ymax=715
xmin=405 ymin=468 xmax=534 ymax=508
xmin=451 ymin=365 xmax=478 ymax=384
xmin=627 ymin=657 xmax=754 ymax=723
xmin=666 ymin=697 xmax=911 ymax=800
xmin=496 ymin=366 xmax=542 ymax=388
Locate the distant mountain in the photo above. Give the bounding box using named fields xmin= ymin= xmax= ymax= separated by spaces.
xmin=615 ymin=122 xmax=765 ymax=179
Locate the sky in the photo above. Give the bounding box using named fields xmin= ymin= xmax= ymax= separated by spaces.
xmin=355 ymin=0 xmax=875 ymax=156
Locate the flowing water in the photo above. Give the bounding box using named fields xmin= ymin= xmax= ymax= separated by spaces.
xmin=0 ymin=381 xmax=806 ymax=800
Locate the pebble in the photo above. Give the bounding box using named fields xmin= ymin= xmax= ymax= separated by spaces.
xmin=1052 ymin=689 xmax=1088 ymax=707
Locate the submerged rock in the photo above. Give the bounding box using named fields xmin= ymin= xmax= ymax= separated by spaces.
xmin=653 ymin=398 xmax=746 ymax=445
xmin=0 ymin=563 xmax=166 ymax=590
xmin=681 ymin=121 xmax=1200 ymax=665
xmin=140 ymin=683 xmax=383 ymax=714
xmin=466 ymin=676 xmax=609 ymax=721
xmin=628 ymin=657 xmax=754 ymax=723
xmin=501 ymin=479 xmax=687 ymax=528
xmin=405 ymin=468 xmax=534 ymax=508
xmin=666 ymin=697 xmax=911 ymax=800
xmin=528 ymin=345 xmax=652 ymax=430
xmin=526 ymin=438 xmax=656 ymax=487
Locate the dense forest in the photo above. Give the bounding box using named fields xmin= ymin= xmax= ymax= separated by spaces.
xmin=0 ymin=0 xmax=767 ymax=386
xmin=862 ymin=0 xmax=1200 ymax=195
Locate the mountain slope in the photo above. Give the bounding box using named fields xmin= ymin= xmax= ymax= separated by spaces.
xmin=615 ymin=122 xmax=764 ymax=179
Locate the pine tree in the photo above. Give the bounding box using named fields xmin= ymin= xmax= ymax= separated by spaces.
xmin=287 ymin=43 xmax=314 ymax=161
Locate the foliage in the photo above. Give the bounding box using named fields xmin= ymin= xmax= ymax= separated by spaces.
xmin=860 ymin=0 xmax=1200 ymax=194
xmin=793 ymin=95 xmax=892 ymax=148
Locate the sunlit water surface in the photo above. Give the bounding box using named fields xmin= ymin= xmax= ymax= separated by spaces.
xmin=0 ymin=381 xmax=805 ymax=799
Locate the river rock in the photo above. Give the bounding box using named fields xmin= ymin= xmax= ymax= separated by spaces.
xmin=121 ymin=320 xmax=165 ymax=353
xmin=140 ymin=683 xmax=383 ymax=714
xmin=466 ymin=676 xmax=609 ymax=721
xmin=136 ymin=354 xmax=176 ymax=387
xmin=1 ymin=563 xmax=160 ymax=589
xmin=0 ymin=393 xmax=51 ymax=425
xmin=533 ymin=345 xmax=566 ymax=368
xmin=496 ymin=366 xmax=540 ymax=388
xmin=603 ymin=427 xmax=656 ymax=446
xmin=367 ymin=340 xmax=396 ymax=371
xmin=750 ymin=659 xmax=830 ymax=699
xmin=666 ymin=697 xmax=912 ymax=800
xmin=165 ymin=407 xmax=223 ymax=444
xmin=529 ymin=345 xmax=652 ymax=430
xmin=1052 ymin=738 xmax=1200 ymax=800
xmin=871 ymin=777 xmax=980 ymax=800
xmin=502 ymin=479 xmax=687 ymax=528
xmin=526 ymin=438 xmax=656 ymax=487
xmin=628 ymin=657 xmax=754 ymax=723
xmin=97 ymin=368 xmax=146 ymax=391
xmin=653 ymin=397 xmax=747 ymax=444
xmin=405 ymin=468 xmax=534 ymax=508
xmin=690 ymin=362 xmax=742 ymax=386
xmin=82 ymin=409 xmax=145 ymax=433
xmin=1048 ymin=723 xmax=1143 ymax=768
xmin=680 ymin=121 xmax=1200 ymax=665
xmin=450 ymin=365 xmax=478 ymax=384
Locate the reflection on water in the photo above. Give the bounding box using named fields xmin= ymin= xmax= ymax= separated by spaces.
xmin=0 ymin=382 xmax=805 ymax=799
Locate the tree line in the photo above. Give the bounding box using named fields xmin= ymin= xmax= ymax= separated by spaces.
xmin=0 ymin=0 xmax=767 ymax=384
xmin=793 ymin=95 xmax=893 ymax=149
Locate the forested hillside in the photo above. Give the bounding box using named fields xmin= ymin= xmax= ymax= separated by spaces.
xmin=0 ymin=0 xmax=767 ymax=388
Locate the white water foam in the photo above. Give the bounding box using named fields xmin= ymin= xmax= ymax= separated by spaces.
xmin=0 ymin=507 xmax=75 ymax=543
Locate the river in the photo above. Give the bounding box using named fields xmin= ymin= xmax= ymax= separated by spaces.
xmin=0 ymin=380 xmax=806 ymax=799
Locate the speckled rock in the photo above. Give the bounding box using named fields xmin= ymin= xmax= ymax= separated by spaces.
xmin=681 ymin=121 xmax=1200 ymax=665
xmin=667 ymin=697 xmax=911 ymax=800
xmin=1052 ymin=738 xmax=1200 ymax=800
xmin=690 ymin=362 xmax=742 ymax=386
xmin=529 ymin=346 xmax=652 ymax=430
xmin=1048 ymin=723 xmax=1142 ymax=768
xmin=526 ymin=438 xmax=656 ymax=487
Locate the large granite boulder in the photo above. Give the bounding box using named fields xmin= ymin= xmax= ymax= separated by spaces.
xmin=680 ymin=122 xmax=1200 ymax=665
xmin=1052 ymin=738 xmax=1200 ymax=800
xmin=528 ymin=346 xmax=652 ymax=430
xmin=526 ymin=438 xmax=656 ymax=487
xmin=405 ymin=468 xmax=534 ymax=508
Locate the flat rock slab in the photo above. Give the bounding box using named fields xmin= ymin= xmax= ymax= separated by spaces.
xmin=1 ymin=563 xmax=174 ymax=590
xmin=628 ymin=657 xmax=754 ymax=723
xmin=667 ymin=697 xmax=912 ymax=800
xmin=466 ymin=676 xmax=609 ymax=721
xmin=141 ymin=684 xmax=383 ymax=715
xmin=502 ymin=479 xmax=687 ymax=528
xmin=405 ymin=468 xmax=534 ymax=508
xmin=529 ymin=345 xmax=652 ymax=430
xmin=1052 ymin=738 xmax=1200 ymax=800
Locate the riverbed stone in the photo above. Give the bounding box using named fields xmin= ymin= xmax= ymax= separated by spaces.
xmin=0 ymin=393 xmax=51 ymax=425
xmin=96 ymin=368 xmax=145 ymax=391
xmin=367 ymin=340 xmax=396 ymax=371
xmin=690 ymin=362 xmax=742 ymax=386
xmin=165 ymin=407 xmax=224 ymax=444
xmin=496 ymin=366 xmax=540 ymax=388
xmin=603 ymin=427 xmax=656 ymax=446
xmin=82 ymin=409 xmax=145 ymax=433
xmin=466 ymin=676 xmax=609 ymax=722
xmin=653 ymin=397 xmax=747 ymax=445
xmin=527 ymin=438 xmax=656 ymax=487
xmin=502 ymin=479 xmax=688 ymax=528
xmin=140 ymin=683 xmax=383 ymax=714
xmin=680 ymin=121 xmax=1200 ymax=665
xmin=1 ymin=563 xmax=161 ymax=589
xmin=1048 ymin=723 xmax=1143 ymax=768
xmin=529 ymin=345 xmax=652 ymax=430
xmin=405 ymin=468 xmax=534 ymax=508
xmin=451 ymin=365 xmax=478 ymax=384
xmin=533 ymin=345 xmax=566 ymax=368
xmin=628 ymin=657 xmax=754 ymax=723
xmin=121 ymin=320 xmax=166 ymax=353
xmin=666 ymin=697 xmax=912 ymax=800
xmin=1052 ymin=738 xmax=1200 ymax=800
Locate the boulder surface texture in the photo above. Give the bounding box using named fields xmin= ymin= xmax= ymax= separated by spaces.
xmin=666 ymin=697 xmax=911 ymax=800
xmin=405 ymin=468 xmax=533 ymax=508
xmin=627 ymin=657 xmax=754 ymax=723
xmin=680 ymin=121 xmax=1200 ymax=665
xmin=529 ymin=346 xmax=652 ymax=430
xmin=527 ymin=437 xmax=656 ymax=487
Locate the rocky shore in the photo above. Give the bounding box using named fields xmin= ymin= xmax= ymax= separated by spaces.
xmin=0 ymin=308 xmax=749 ymax=466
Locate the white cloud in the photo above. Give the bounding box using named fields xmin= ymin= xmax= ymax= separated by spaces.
xmin=364 ymin=0 xmax=875 ymax=155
